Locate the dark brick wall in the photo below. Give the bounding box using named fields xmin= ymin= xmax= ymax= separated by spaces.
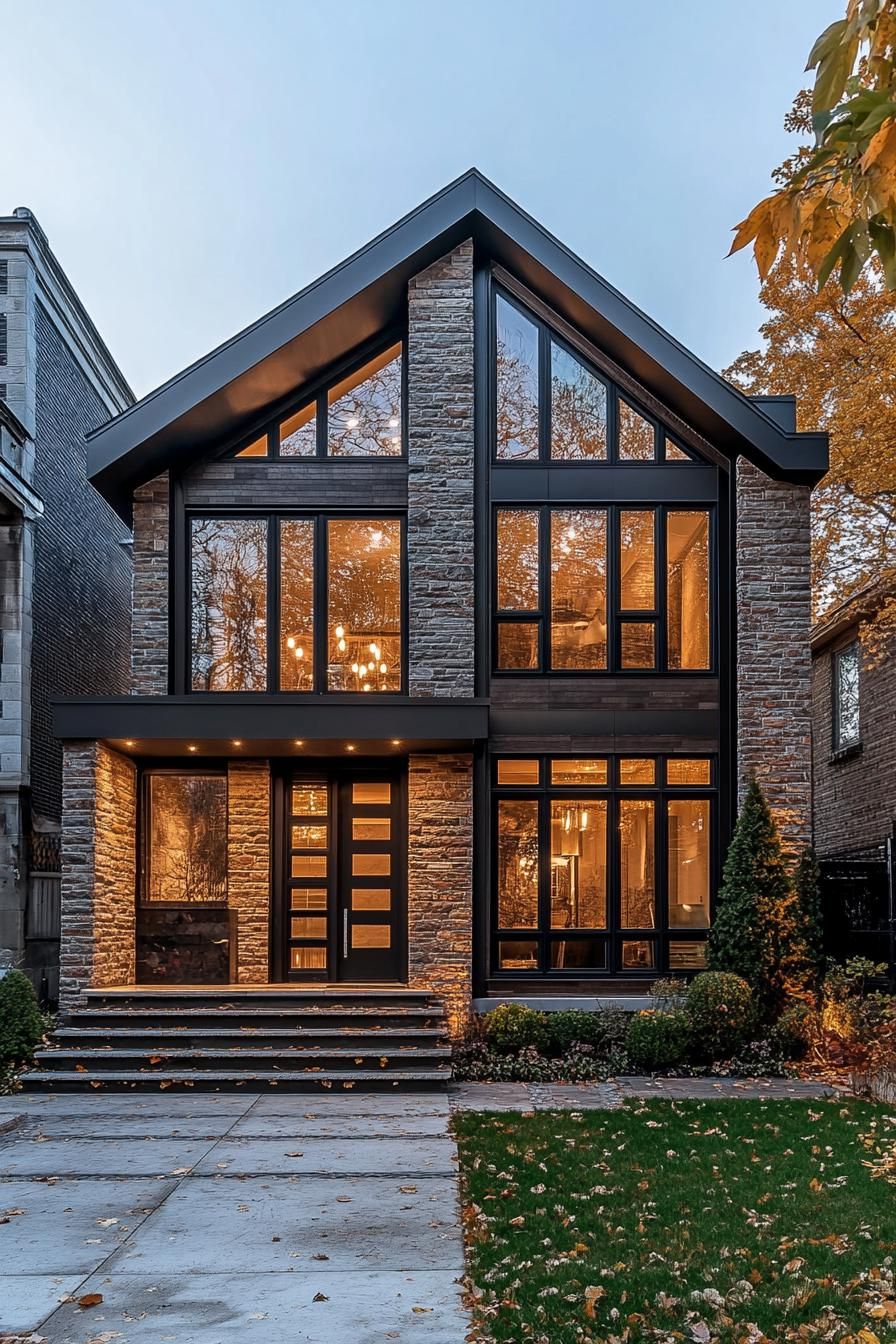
xmin=32 ymin=302 xmax=131 ymax=820
xmin=812 ymin=631 xmax=896 ymax=855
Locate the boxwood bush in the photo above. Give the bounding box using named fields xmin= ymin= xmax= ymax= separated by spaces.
xmin=686 ymin=971 xmax=756 ymax=1060
xmin=0 ymin=970 xmax=44 ymax=1065
xmin=626 ymin=1009 xmax=690 ymax=1072
xmin=482 ymin=1003 xmax=550 ymax=1054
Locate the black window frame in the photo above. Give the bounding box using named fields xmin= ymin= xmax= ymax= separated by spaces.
xmin=490 ymin=753 xmax=716 ymax=978
xmin=184 ymin=509 xmax=408 ymax=696
xmin=139 ymin=766 xmax=229 ymax=909
xmin=222 ymin=331 xmax=408 ymax=462
xmin=832 ymin=639 xmax=861 ymax=753
xmin=493 ymin=285 xmax=700 ymax=466
xmin=492 ymin=503 xmax=716 ymax=676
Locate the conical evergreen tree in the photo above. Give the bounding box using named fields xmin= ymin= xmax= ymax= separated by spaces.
xmin=779 ymin=845 xmax=825 ymax=1000
xmin=707 ymin=775 xmax=792 ymax=1012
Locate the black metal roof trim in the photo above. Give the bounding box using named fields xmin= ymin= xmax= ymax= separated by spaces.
xmin=86 ymin=169 xmax=828 ymax=520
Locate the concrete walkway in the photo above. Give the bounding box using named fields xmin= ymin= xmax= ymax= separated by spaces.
xmin=449 ymin=1075 xmax=840 ymax=1110
xmin=0 ymin=1091 xmax=467 ymax=1343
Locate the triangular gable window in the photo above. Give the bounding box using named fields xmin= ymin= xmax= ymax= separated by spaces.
xmin=234 ymin=341 xmax=403 ymax=459
xmin=494 ymin=285 xmax=707 ymax=465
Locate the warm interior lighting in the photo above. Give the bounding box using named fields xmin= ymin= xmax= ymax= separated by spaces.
xmin=188 ymin=745 xmax=198 ymax=753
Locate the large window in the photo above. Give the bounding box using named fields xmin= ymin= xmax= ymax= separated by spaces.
xmin=493 ymin=755 xmax=714 ymax=976
xmin=494 ymin=506 xmax=712 ymax=673
xmin=143 ymin=773 xmax=227 ymax=905
xmin=189 ymin=514 xmax=404 ymax=692
xmin=833 ymin=641 xmax=861 ymax=750
xmin=495 ymin=290 xmax=698 ymax=464
xmin=234 ymin=342 xmax=403 ymax=459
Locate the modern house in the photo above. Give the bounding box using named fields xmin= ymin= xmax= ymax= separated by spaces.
xmin=37 ymin=172 xmax=827 ymax=1088
xmin=0 ymin=209 xmax=133 ymax=1002
xmin=811 ymin=582 xmax=896 ymax=973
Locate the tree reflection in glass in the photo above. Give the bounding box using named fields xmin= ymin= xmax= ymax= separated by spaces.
xmin=279 ymin=520 xmax=314 ymax=690
xmin=146 ymin=774 xmax=227 ymax=904
xmin=497 ymin=799 xmax=539 ymax=927
xmin=328 ymin=345 xmax=402 ymax=457
xmin=191 ymin=518 xmax=267 ymax=690
xmin=550 ymin=341 xmax=607 ymax=459
xmin=327 ymin=518 xmax=401 ymax=690
xmin=496 ymin=510 xmax=539 ymax=609
xmin=496 ymin=296 xmax=539 ymax=459
xmin=550 ymin=509 xmax=607 ymax=668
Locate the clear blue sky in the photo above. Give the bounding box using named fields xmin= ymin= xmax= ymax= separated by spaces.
xmin=6 ymin=0 xmax=833 ymax=399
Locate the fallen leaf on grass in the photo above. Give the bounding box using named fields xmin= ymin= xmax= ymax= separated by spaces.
xmin=584 ymin=1285 xmax=605 ymax=1318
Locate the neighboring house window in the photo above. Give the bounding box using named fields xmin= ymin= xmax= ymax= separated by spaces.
xmin=833 ymin=641 xmax=861 ymax=750
xmin=494 ymin=289 xmax=697 ymax=463
xmin=0 ymin=313 xmax=6 ymax=367
xmin=494 ymin=506 xmax=711 ymax=672
xmin=189 ymin=513 xmax=404 ymax=693
xmin=143 ymin=772 xmax=227 ymax=904
xmin=493 ymin=755 xmax=713 ymax=976
xmin=233 ymin=342 xmax=403 ymax=459
xmin=0 ymin=261 xmax=7 ymax=295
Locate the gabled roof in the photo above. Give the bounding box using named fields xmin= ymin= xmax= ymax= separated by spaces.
xmin=87 ymin=169 xmax=828 ymax=520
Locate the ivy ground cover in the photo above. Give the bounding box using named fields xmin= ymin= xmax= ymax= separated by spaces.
xmin=455 ymin=1099 xmax=896 ymax=1344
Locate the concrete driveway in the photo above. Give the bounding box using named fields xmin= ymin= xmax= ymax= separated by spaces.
xmin=0 ymin=1090 xmax=467 ymax=1343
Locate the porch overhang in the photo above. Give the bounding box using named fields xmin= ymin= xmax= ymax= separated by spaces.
xmin=52 ymin=695 xmax=489 ymax=756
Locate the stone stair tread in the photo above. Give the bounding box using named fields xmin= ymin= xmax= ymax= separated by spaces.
xmin=53 ymin=1026 xmax=447 ymax=1039
xmin=69 ymin=1006 xmax=440 ymax=1019
xmin=22 ymin=1068 xmax=450 ymax=1089
xmin=35 ymin=1045 xmax=452 ymax=1060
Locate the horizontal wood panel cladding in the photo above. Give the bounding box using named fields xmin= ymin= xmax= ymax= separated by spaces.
xmin=180 ymin=460 xmax=408 ymax=510
xmin=489 ymin=676 xmax=719 ymax=712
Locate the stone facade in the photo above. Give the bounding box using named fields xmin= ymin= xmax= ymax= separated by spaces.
xmin=407 ymin=242 xmax=476 ymax=697
xmin=407 ymin=753 xmax=473 ymax=1032
xmin=812 ymin=621 xmax=896 ymax=855
xmin=131 ymin=473 xmax=169 ymax=694
xmin=227 ymin=760 xmax=271 ymax=982
xmin=735 ymin=457 xmax=813 ymax=854
xmin=59 ymin=741 xmax=136 ymax=1010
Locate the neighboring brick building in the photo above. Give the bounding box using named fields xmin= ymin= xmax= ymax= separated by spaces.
xmin=51 ymin=171 xmax=827 ymax=1028
xmin=0 ymin=208 xmax=133 ymax=999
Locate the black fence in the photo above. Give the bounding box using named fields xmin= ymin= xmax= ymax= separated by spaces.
xmin=820 ymin=835 xmax=895 ymax=979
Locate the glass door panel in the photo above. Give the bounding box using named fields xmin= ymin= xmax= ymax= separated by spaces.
xmin=338 ymin=775 xmax=402 ymax=981
xmin=287 ymin=776 xmax=330 ymax=977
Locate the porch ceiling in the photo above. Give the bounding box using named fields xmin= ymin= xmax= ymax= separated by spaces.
xmin=52 ymin=695 xmax=489 ymax=756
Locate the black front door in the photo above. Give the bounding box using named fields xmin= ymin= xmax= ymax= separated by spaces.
xmin=282 ymin=767 xmax=404 ymax=983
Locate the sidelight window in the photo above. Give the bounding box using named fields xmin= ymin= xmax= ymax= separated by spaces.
xmin=189 ymin=514 xmax=404 ymax=693
xmin=493 ymin=755 xmax=713 ymax=975
xmin=494 ymin=506 xmax=711 ymax=673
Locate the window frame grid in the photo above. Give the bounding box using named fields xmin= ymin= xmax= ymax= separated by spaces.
xmin=492 ymin=504 xmax=716 ymax=676
xmin=184 ymin=508 xmax=407 ymax=696
xmin=220 ymin=331 xmax=408 ymax=463
xmin=491 ymin=754 xmax=715 ymax=977
xmin=832 ymin=640 xmax=862 ymax=753
xmin=493 ymin=285 xmax=700 ymax=467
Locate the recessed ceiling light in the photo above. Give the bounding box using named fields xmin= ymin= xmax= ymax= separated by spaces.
xmin=346 ymin=744 xmax=356 ymax=752
xmin=294 ymin=740 xmax=304 ymax=747
xmin=188 ymin=745 xmax=198 ymax=753
xmin=125 ymin=740 xmax=136 ymax=748
xmin=232 ymin=740 xmax=242 ymax=747
xmin=391 ymin=739 xmax=401 ymax=746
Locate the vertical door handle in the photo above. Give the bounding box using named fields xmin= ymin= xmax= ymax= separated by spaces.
xmin=343 ymin=909 xmax=349 ymax=959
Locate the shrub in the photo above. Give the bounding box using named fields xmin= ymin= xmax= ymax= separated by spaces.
xmin=451 ymin=1038 xmax=617 ymax=1083
xmin=780 ymin=847 xmax=825 ymax=999
xmin=686 ymin=971 xmax=756 ymax=1061
xmin=0 ymin=970 xmax=44 ymax=1065
xmin=482 ymin=1003 xmax=549 ymax=1054
xmin=626 ymin=1010 xmax=690 ymax=1072
xmin=707 ymin=776 xmax=791 ymax=1013
xmin=648 ymin=978 xmax=688 ymax=1011
xmin=770 ymin=1001 xmax=812 ymax=1059
xmin=544 ymin=1007 xmax=629 ymax=1057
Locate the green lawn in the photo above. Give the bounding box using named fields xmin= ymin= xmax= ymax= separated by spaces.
xmin=454 ymin=1100 xmax=896 ymax=1344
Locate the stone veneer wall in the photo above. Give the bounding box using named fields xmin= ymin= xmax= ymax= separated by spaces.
xmin=131 ymin=472 xmax=169 ymax=694
xmin=227 ymin=760 xmax=271 ymax=982
xmin=407 ymin=753 xmax=473 ymax=1033
xmin=406 ymin=242 xmax=476 ymax=696
xmin=735 ymin=457 xmax=813 ymax=854
xmin=59 ymin=741 xmax=136 ymax=1010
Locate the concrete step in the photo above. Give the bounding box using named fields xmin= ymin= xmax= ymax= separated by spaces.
xmin=82 ymin=988 xmax=440 ymax=1011
xmin=66 ymin=1007 xmax=442 ymax=1031
xmin=20 ymin=1067 xmax=450 ymax=1092
xmin=53 ymin=1026 xmax=447 ymax=1050
xmin=33 ymin=1045 xmax=452 ymax=1072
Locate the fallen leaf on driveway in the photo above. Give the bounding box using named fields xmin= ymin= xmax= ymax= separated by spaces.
xmin=311 ymin=1253 xmax=329 ymax=1261
xmin=285 ymin=1152 xmax=304 ymax=1158
xmin=78 ymin=1293 xmax=104 ymax=1307
xmin=335 ymin=1195 xmax=352 ymax=1203
xmin=313 ymin=1292 xmax=329 ymax=1302
xmin=412 ymin=1306 xmax=433 ymax=1314
xmin=399 ymin=1185 xmax=417 ymax=1194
